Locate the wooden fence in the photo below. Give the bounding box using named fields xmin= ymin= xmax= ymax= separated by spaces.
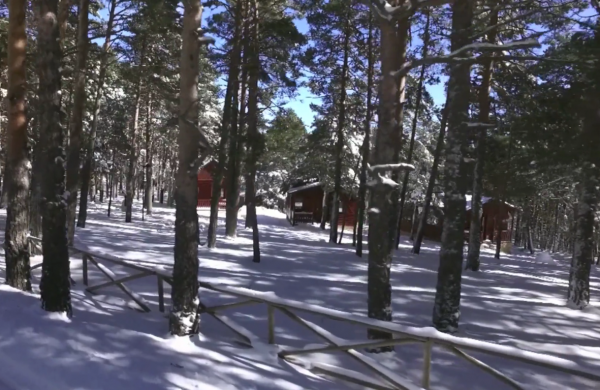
xmin=20 ymin=237 xmax=600 ymax=390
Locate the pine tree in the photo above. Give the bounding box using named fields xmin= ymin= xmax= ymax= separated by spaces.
xmin=170 ymin=0 xmax=208 ymax=336
xmin=4 ymin=0 xmax=30 ymax=291
xmin=37 ymin=0 xmax=72 ymax=315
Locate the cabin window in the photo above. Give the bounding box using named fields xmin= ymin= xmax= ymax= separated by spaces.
xmin=294 ymin=197 xmax=303 ymax=209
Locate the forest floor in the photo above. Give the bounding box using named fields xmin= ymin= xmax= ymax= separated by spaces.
xmin=0 ymin=198 xmax=598 ymax=390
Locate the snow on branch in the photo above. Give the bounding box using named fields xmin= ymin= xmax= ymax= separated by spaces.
xmin=368 ymin=163 xmax=416 ymax=173
xmin=360 ymin=0 xmax=452 ymax=21
xmin=196 ymin=28 xmax=215 ymax=46
xmin=465 ymin=122 xmax=496 ymax=128
xmin=366 ymin=163 xmax=414 ymax=190
xmin=366 ymin=172 xmax=399 ymax=190
xmin=393 ymin=38 xmax=540 ymax=78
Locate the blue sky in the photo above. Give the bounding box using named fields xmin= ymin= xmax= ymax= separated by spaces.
xmin=96 ymin=3 xmax=447 ymax=127
xmin=284 ymin=16 xmax=447 ymax=127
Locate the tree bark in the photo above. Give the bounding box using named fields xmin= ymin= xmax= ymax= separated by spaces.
xmin=567 ymin=30 xmax=600 ymax=307
xmin=125 ymin=42 xmax=146 ymax=223
xmin=30 ymin=136 xmax=43 ymax=238
xmin=65 ymin=0 xmax=89 ymax=245
xmin=494 ymin=131 xmax=513 ymax=259
xmin=37 ymin=0 xmax=72 ymax=315
xmin=367 ymin=11 xmax=408 ymax=349
xmin=244 ymin=0 xmax=260 ymax=263
xmin=413 ymin=99 xmax=449 ymax=254
xmin=208 ymin=0 xmax=244 ymax=246
xmin=77 ymin=0 xmax=116 ymax=227
xmin=465 ymin=8 xmax=498 ymax=270
xmin=567 ymin=164 xmax=597 ymax=309
xmin=170 ymin=0 xmax=203 ymax=336
xmin=432 ymin=0 xmax=473 ymax=333
xmin=5 ymin=0 xmax=31 ymax=291
xmin=396 ymin=10 xmax=430 ymax=248
xmin=320 ymin=191 xmax=328 ymax=229
xmin=355 ymin=10 xmax=373 ymax=257
xmin=144 ymin=93 xmax=153 ymax=215
xmin=329 ymin=15 xmax=351 ymax=244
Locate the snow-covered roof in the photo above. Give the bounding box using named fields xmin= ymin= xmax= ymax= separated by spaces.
xmin=287 ymin=181 xmax=322 ymax=194
xmin=438 ymin=194 xmax=518 ymax=211
xmin=465 ymin=195 xmax=492 ymax=211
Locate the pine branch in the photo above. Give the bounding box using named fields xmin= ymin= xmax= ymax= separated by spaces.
xmin=393 ymin=38 xmax=541 ymax=77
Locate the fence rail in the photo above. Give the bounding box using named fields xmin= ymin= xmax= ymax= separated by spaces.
xmin=19 ymin=236 xmax=600 ymax=390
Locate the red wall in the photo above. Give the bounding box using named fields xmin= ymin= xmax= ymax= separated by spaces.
xmin=197 ymin=161 xmax=226 ymax=207
xmin=198 ymin=180 xmax=212 ymax=199
xmin=337 ymin=197 xmax=357 ymax=227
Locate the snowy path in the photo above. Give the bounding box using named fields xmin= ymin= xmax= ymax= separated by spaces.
xmin=0 ymin=199 xmax=599 ymax=389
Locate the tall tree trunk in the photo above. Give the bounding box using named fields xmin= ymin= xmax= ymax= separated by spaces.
xmin=329 ymin=15 xmax=351 ymax=244
xmin=107 ymin=151 xmax=115 ymax=217
xmin=37 ymin=0 xmax=71 ymax=315
xmin=58 ymin=0 xmax=69 ymax=46
xmin=567 ymin=24 xmax=600 ymax=306
xmin=432 ymin=0 xmax=473 ymax=333
xmin=208 ymin=0 xmax=243 ymax=246
xmin=465 ymin=8 xmax=497 ymax=270
xmin=386 ymin=13 xmax=411 ymax=240
xmin=550 ymin=202 xmax=560 ymax=252
xmin=65 ymin=0 xmax=89 ymax=245
xmin=144 ymin=93 xmax=153 ymax=215
xmin=167 ymin=151 xmax=177 ymax=207
xmin=77 ymin=0 xmax=116 ymax=227
xmin=413 ymin=98 xmax=448 ymax=254
xmin=231 ymin=0 xmax=250 ymax=233
xmin=320 ymin=191 xmax=328 ymax=229
xmin=494 ymin=130 xmax=513 ymax=259
xmin=366 ymin=12 xmax=408 ymax=349
xmin=244 ymin=0 xmax=260 ymax=263
xmin=125 ymin=42 xmax=146 ymax=223
xmin=29 ymin=136 xmax=43 ymax=238
xmin=170 ymin=0 xmax=204 ymax=336
xmin=396 ymin=10 xmax=430 ymax=248
xmin=567 ymin=164 xmax=598 ymax=309
xmin=5 ymin=0 xmax=31 ymax=291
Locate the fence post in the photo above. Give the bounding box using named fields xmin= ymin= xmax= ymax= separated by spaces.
xmin=82 ymin=254 xmax=88 ymax=286
xmin=268 ymin=305 xmax=275 ymax=344
xmin=422 ymin=338 xmax=433 ymax=389
xmin=157 ymin=275 xmax=164 ymax=312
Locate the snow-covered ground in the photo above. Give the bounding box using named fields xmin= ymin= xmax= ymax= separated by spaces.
xmin=0 ymin=199 xmax=599 ymax=390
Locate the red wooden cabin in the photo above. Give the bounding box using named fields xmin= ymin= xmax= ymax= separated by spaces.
xmin=465 ymin=197 xmax=517 ymax=242
xmin=284 ymin=181 xmax=357 ymax=226
xmin=197 ymin=160 xmax=226 ymax=209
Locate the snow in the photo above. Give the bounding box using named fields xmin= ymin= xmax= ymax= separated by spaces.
xmin=1 ymin=199 xmax=599 ymax=390
xmin=536 ymin=251 xmax=557 ymax=264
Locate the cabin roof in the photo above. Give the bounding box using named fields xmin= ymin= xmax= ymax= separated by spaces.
xmin=436 ymin=194 xmax=518 ymax=211
xmin=465 ymin=195 xmax=518 ymax=211
xmin=287 ymin=181 xmax=323 ymax=194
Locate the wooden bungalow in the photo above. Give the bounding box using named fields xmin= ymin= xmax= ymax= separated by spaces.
xmin=197 ymin=160 xmax=226 ymax=209
xmin=465 ymin=196 xmax=518 ymax=242
xmin=284 ymin=181 xmax=357 ymax=226
xmin=397 ymin=196 xmax=516 ymax=243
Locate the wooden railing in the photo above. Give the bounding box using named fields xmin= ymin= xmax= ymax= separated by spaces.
xmin=292 ymin=211 xmax=314 ymax=225
xmin=22 ymin=237 xmax=600 ymax=390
